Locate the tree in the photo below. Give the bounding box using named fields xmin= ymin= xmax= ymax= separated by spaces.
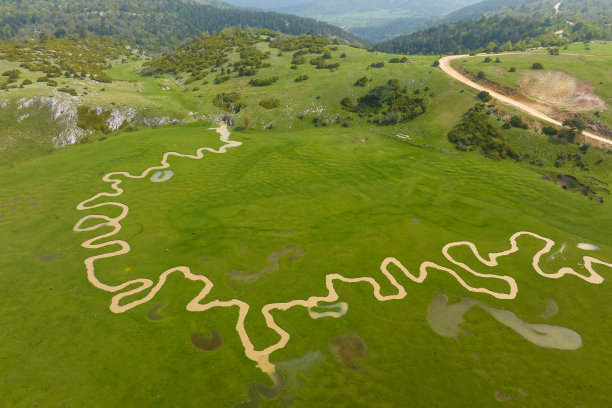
xmin=548 ymin=47 xmax=560 ymax=55
xmin=477 ymin=91 xmax=492 ymax=102
xmin=54 ymin=28 xmax=67 ymax=39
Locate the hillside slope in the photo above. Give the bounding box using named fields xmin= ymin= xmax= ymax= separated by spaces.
xmin=375 ymin=0 xmax=612 ymax=54
xmin=0 ymin=0 xmax=359 ymax=51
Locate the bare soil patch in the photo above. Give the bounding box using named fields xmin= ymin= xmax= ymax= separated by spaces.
xmin=519 ymin=70 xmax=605 ymax=112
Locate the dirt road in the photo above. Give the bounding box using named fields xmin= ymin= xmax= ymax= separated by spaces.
xmin=439 ymin=54 xmax=612 ymax=147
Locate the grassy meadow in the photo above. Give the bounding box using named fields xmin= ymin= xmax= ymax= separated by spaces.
xmin=1 ymin=36 xmax=612 ymax=407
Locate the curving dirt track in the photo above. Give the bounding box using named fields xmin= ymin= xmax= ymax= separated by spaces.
xmin=439 ymin=54 xmax=612 ymax=148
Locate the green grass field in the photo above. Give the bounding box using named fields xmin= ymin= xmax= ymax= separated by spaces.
xmin=1 ymin=38 xmax=612 ymax=408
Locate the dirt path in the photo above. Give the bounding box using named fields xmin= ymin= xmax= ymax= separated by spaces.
xmin=74 ymin=123 xmax=612 ymax=382
xmin=439 ymin=54 xmax=612 ymax=147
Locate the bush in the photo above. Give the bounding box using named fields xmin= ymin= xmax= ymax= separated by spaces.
xmin=214 ymin=76 xmax=231 ymax=84
xmin=370 ymin=62 xmax=385 ymax=68
xmin=37 ymin=76 xmax=49 ymax=82
xmin=432 ymin=60 xmax=440 ymax=67
xmin=77 ymin=106 xmax=111 ymax=132
xmin=249 ymin=76 xmax=278 ymax=86
xmin=212 ymin=92 xmax=247 ymax=113
xmin=21 ymin=79 xmax=32 ymax=86
xmin=354 ymin=76 xmax=370 ymax=87
xmin=58 ymin=87 xmax=78 ymax=96
xmin=542 ymin=125 xmax=558 ymax=136
xmin=92 ymin=73 xmax=112 ymax=83
xmin=47 ymin=80 xmax=58 ymax=87
xmin=340 ymin=96 xmax=356 ymax=112
xmin=448 ymin=104 xmax=519 ymax=160
xmin=509 ymin=67 xmax=516 ymax=72
xmin=340 ymin=53 xmax=347 ymax=58
xmin=294 ymin=75 xmax=309 ymax=82
xmin=495 ymin=58 xmax=501 ymax=63
xmin=2 ymin=69 xmax=21 ymax=80
xmin=501 ymin=122 xmax=512 ymax=129
xmin=509 ymin=115 xmax=528 ymax=129
xmin=259 ymin=98 xmax=280 ymax=109
xmin=476 ymin=71 xmax=486 ymax=79
xmin=483 ymin=57 xmax=492 ymax=63
xmin=477 ymin=91 xmax=492 ymax=102
xmin=531 ymin=62 xmax=544 ymax=70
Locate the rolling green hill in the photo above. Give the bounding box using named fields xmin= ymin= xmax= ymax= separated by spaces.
xmin=1 ymin=28 xmax=612 ymax=408
xmin=0 ymin=0 xmax=359 ymax=51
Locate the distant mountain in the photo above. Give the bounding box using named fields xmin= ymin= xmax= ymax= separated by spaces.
xmin=352 ymin=0 xmax=543 ymax=42
xmin=225 ymin=0 xmax=482 ymax=33
xmin=374 ymin=0 xmax=612 ymax=54
xmin=0 ymin=0 xmax=359 ymax=51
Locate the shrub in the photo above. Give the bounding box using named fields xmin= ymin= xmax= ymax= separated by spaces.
xmin=389 ymin=58 xmax=402 ymax=63
xmin=214 ymin=76 xmax=231 ymax=84
xmin=354 ymin=76 xmax=370 ymax=87
xmin=77 ymin=106 xmax=111 ymax=132
xmin=495 ymin=58 xmax=501 ymax=63
xmin=448 ymin=104 xmax=519 ymax=160
xmin=58 ymin=87 xmax=77 ymax=96
xmin=509 ymin=67 xmax=516 ymax=72
xmin=531 ymin=62 xmax=544 ymax=70
xmin=370 ymin=62 xmax=385 ymax=68
xmin=509 ymin=115 xmax=528 ymax=129
xmin=432 ymin=60 xmax=440 ymax=67
xmin=340 ymin=53 xmax=347 ymax=58
xmin=37 ymin=76 xmax=49 ymax=82
xmin=477 ymin=91 xmax=492 ymax=102
xmin=212 ymin=92 xmax=247 ymax=113
xmin=92 ymin=73 xmax=112 ymax=83
xmin=542 ymin=125 xmax=558 ymax=136
xmin=21 ymin=79 xmax=32 ymax=86
xmin=2 ymin=69 xmax=21 ymax=79
xmin=340 ymin=96 xmax=356 ymax=112
xmin=47 ymin=80 xmax=58 ymax=87
xmin=249 ymin=76 xmax=278 ymax=86
xmin=502 ymin=122 xmax=512 ymax=129
xmin=259 ymin=98 xmax=280 ymax=109
xmin=483 ymin=57 xmax=492 ymax=63
xmin=294 ymin=75 xmax=309 ymax=82
xmin=476 ymin=71 xmax=486 ymax=79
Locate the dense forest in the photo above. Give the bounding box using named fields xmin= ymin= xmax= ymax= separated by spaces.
xmin=374 ymin=0 xmax=612 ymax=54
xmin=375 ymin=13 xmax=611 ymax=55
xmin=0 ymin=0 xmax=358 ymax=52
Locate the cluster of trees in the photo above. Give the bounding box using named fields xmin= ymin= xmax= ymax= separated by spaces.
xmin=340 ymin=79 xmax=428 ymax=125
xmin=0 ymin=0 xmax=357 ymax=52
xmin=143 ymin=29 xmax=260 ymax=76
xmin=448 ymin=103 xmax=519 ymax=161
xmin=0 ymin=37 xmax=129 ymax=80
xmin=375 ymin=13 xmax=611 ymax=55
xmin=268 ymin=34 xmax=336 ymax=52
